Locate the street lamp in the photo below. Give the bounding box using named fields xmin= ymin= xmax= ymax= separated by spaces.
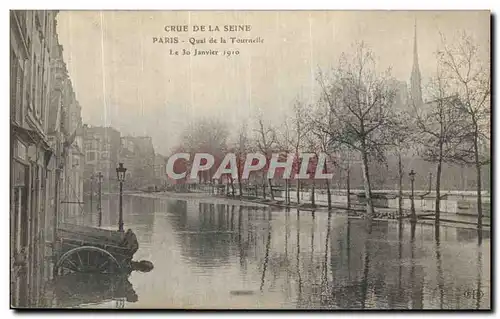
xmin=116 ymin=163 xmax=127 ymax=232
xmin=409 ymin=169 xmax=416 ymax=222
xmin=97 ymin=172 xmax=103 ymax=227
xmin=90 ymin=175 xmax=94 ymax=218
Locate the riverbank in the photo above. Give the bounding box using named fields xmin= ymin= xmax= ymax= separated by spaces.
xmin=123 ymin=190 xmax=490 ymax=229
xmin=228 ymin=194 xmax=491 ymax=228
xmin=126 ymin=190 xmax=269 ymax=208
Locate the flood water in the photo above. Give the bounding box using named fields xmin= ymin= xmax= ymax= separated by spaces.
xmin=47 ymin=193 xmax=491 ymax=309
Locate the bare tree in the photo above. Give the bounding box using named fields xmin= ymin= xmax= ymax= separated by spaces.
xmin=386 ymin=88 xmax=417 ymax=219
xmin=318 ymin=42 xmax=397 ymax=219
xmin=181 ymin=118 xmax=229 ymax=183
xmin=254 ymin=115 xmax=278 ymax=200
xmin=307 ymin=99 xmax=338 ymax=210
xmin=437 ymin=32 xmax=491 ymax=226
xmin=235 ymin=122 xmax=250 ymax=197
xmin=393 ymin=114 xmax=414 ymax=219
xmin=415 ymin=69 xmax=468 ymax=223
xmin=337 ymin=147 xmax=353 ymax=210
xmin=277 ymin=99 xmax=310 ymax=205
xmin=276 ymin=113 xmax=293 ymax=204
xmin=291 ymin=100 xmax=310 ymax=205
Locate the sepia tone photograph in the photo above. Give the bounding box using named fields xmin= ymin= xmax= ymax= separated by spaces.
xmin=9 ymin=10 xmax=491 ymax=310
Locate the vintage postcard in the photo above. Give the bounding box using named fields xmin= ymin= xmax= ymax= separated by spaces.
xmin=10 ymin=10 xmax=491 ymax=310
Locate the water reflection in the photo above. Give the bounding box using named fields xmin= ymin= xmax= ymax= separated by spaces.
xmin=46 ymin=273 xmax=137 ymax=308
xmin=56 ymin=194 xmax=490 ymax=309
xmin=296 ymin=210 xmax=303 ymax=302
xmin=476 ymin=247 xmax=482 ymax=310
xmin=259 ymin=210 xmax=272 ymax=292
xmin=435 ymin=228 xmax=445 ymax=308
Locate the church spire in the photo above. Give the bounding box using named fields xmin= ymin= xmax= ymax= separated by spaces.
xmin=410 ymin=20 xmax=423 ymax=106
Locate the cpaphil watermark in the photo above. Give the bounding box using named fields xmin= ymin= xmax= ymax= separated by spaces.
xmin=165 ymin=152 xmax=334 ymax=181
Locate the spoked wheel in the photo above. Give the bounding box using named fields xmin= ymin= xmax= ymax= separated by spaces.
xmin=54 ymin=246 xmax=121 ymax=276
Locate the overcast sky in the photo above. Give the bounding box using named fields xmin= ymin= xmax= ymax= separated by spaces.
xmin=56 ymin=11 xmax=490 ymax=155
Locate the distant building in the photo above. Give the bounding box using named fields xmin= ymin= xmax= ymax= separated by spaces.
xmin=390 ymin=79 xmax=410 ymax=109
xmin=82 ymin=125 xmax=121 ymax=193
xmin=154 ymin=154 xmax=167 ymax=187
xmin=119 ymin=136 xmax=156 ymax=189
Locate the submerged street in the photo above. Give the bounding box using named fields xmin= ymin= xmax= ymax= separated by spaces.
xmin=45 ymin=193 xmax=490 ymax=309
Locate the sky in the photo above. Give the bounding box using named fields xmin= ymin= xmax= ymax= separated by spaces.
xmin=56 ymin=11 xmax=490 ymax=155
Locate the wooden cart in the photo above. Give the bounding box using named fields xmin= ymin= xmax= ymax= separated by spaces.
xmin=53 ymin=223 xmax=139 ymax=276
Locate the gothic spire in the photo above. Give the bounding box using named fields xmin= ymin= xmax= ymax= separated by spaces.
xmin=412 ymin=20 xmax=419 ymax=73
xmin=410 ymin=20 xmax=423 ymax=106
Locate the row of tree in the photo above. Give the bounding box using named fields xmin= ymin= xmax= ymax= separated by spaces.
xmin=172 ymin=32 xmax=490 ymax=227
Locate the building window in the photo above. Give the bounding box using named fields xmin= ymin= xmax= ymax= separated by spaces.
xmin=10 ymin=49 xmax=24 ymax=124
xmin=36 ymin=64 xmax=42 ymax=118
xmin=41 ymin=63 xmax=46 ymax=124
xmin=14 ymin=140 xmax=27 ymax=161
xmin=10 ymin=49 xmax=18 ymax=121
xmin=86 ymin=152 xmax=96 ymax=161
xmin=30 ymin=57 xmax=37 ymax=113
xmin=25 ymin=59 xmax=32 ymax=111
xmin=99 ymin=163 xmax=109 ymax=173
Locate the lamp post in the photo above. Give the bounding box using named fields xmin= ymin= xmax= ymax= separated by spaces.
xmin=409 ymin=169 xmax=416 ymax=222
xmin=97 ymin=172 xmax=103 ymax=227
xmin=116 ymin=163 xmax=127 ymax=232
xmin=90 ymin=175 xmax=94 ymax=223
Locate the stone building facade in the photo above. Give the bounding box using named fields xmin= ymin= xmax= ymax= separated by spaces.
xmin=119 ymin=136 xmax=156 ymax=190
xmin=11 ymin=10 xmax=58 ymax=307
xmin=154 ymin=154 xmax=167 ymax=188
xmin=10 ymin=10 xmax=85 ymax=307
xmin=82 ymin=125 xmax=122 ymax=194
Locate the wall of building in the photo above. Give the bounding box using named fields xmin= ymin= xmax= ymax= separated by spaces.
xmin=153 ymin=154 xmax=167 ymax=188
xmin=10 ymin=10 xmax=86 ymax=308
xmin=119 ymin=136 xmax=156 ymax=190
xmin=83 ymin=125 xmax=121 ymax=194
xmin=10 ymin=10 xmax=59 ymax=308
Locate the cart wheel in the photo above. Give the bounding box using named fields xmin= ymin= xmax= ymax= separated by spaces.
xmin=54 ymin=246 xmax=121 ymax=276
